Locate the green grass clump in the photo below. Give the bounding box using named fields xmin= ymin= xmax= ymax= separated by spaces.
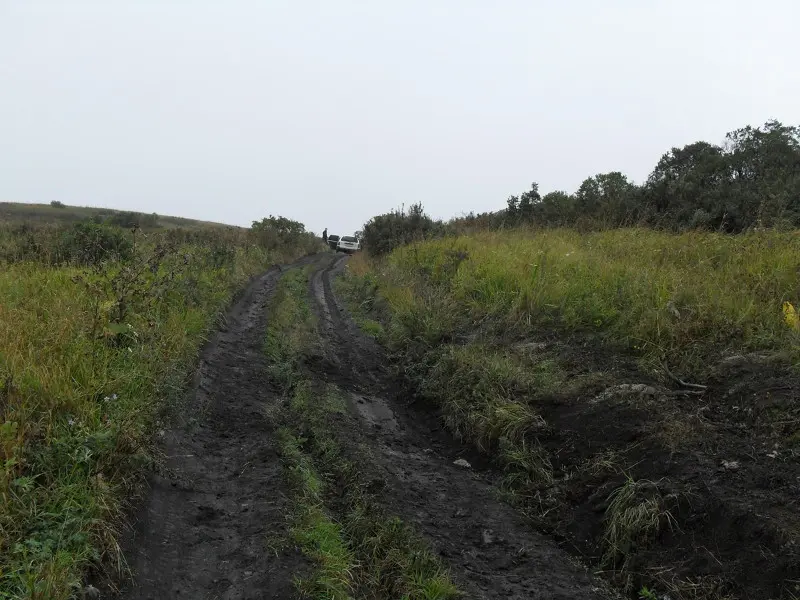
xmin=279 ymin=428 xmax=356 ymax=600
xmin=264 ymin=267 xmax=318 ymax=388
xmin=602 ymin=476 xmax=677 ymax=569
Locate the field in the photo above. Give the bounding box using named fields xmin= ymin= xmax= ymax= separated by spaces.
xmin=337 ymin=228 xmax=800 ymax=599
xmin=3 ymin=208 xmax=798 ymax=600
xmin=0 ymin=202 xmax=229 ymax=230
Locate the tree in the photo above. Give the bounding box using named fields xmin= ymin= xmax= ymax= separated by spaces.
xmin=518 ymin=183 xmax=541 ymax=222
xmin=539 ymin=191 xmax=574 ymax=226
xmin=505 ymin=195 xmax=519 ymax=222
xmin=251 ymin=215 xmax=311 ymax=250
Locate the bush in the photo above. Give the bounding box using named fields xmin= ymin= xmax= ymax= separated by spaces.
xmin=251 ymin=215 xmax=323 ymax=257
xmin=362 ymin=203 xmax=446 ymax=256
xmin=56 ymin=222 xmax=133 ymax=266
xmin=50 ymin=200 xmax=66 ymax=208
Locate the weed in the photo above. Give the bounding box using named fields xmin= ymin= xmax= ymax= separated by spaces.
xmin=602 ymin=476 xmax=678 ymax=569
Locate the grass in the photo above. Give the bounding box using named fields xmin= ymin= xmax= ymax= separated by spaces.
xmin=264 ymin=266 xmax=460 ymax=600
xmin=336 ymin=227 xmax=800 ymax=598
xmin=0 ymin=225 xmax=308 ymax=599
xmin=601 ymin=476 xmax=677 ymax=569
xmin=279 ymin=426 xmax=356 ymax=600
xmin=361 ymin=228 xmax=800 ymax=374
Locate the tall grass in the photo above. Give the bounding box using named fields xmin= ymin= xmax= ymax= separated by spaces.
xmin=366 ymin=228 xmax=800 ymax=374
xmin=339 ymin=227 xmax=800 ymax=536
xmin=0 ymin=229 xmax=302 ymax=599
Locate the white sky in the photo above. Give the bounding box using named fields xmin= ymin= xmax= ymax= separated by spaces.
xmin=2 ymin=1 xmax=799 ymax=235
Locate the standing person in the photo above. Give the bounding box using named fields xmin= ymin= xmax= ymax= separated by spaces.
xmin=322 ymin=228 xmax=328 ymax=245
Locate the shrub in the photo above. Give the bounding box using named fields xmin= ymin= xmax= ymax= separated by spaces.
xmin=55 ymin=222 xmax=133 ymax=266
xmin=362 ymin=203 xmax=446 ymax=256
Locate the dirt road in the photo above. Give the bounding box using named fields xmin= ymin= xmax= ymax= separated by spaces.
xmin=116 ymin=253 xmax=612 ymax=599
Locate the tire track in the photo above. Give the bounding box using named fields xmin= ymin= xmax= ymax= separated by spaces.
xmin=117 ymin=259 xmax=313 ymax=600
xmin=307 ymin=253 xmax=615 ymax=600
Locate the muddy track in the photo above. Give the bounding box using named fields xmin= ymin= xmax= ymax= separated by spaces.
xmin=307 ymin=253 xmax=614 ymax=600
xmin=115 ymin=252 xmax=617 ymax=600
xmin=116 ymin=258 xmax=316 ymax=600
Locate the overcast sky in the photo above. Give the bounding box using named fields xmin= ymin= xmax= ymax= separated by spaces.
xmin=2 ymin=1 xmax=799 ymax=235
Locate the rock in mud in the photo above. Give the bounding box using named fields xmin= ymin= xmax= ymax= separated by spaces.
xmin=82 ymin=585 xmax=100 ymax=600
xmin=453 ymin=458 xmax=472 ymax=468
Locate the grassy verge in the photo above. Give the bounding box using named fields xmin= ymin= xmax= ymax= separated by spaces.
xmin=336 ymin=230 xmax=800 ymax=600
xmin=0 ymin=230 xmax=306 ymax=599
xmin=264 ymin=267 xmax=460 ymax=600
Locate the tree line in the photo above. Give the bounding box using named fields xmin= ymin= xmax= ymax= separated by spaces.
xmin=456 ymin=119 xmax=800 ymax=233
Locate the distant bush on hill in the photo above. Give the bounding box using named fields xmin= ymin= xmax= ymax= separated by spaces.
xmin=251 ymin=215 xmax=323 ymax=255
xmin=55 ymin=222 xmax=133 ymax=265
xmin=362 ymin=203 xmax=446 ymax=256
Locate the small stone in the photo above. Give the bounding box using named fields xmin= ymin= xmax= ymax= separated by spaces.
xmin=481 ymin=529 xmax=495 ymax=545
xmin=721 ymin=460 xmax=739 ymax=471
xmin=453 ymin=458 xmax=471 ymax=469
xmin=452 ymin=507 xmax=469 ymax=518
xmin=83 ymin=585 xmax=100 ymax=600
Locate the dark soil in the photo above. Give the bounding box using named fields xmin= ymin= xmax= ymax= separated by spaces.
xmin=522 ymin=341 xmax=800 ymax=600
xmin=114 ymin=260 xmax=314 ymax=600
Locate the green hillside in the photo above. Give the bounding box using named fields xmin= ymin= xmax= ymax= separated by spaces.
xmin=0 ymin=201 xmax=234 ymax=230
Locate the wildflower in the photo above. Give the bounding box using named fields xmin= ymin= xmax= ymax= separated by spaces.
xmin=783 ymin=301 xmax=799 ymax=331
xmin=68 ymin=418 xmax=75 ymax=426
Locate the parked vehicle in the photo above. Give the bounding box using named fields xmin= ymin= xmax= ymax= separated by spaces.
xmin=336 ymin=235 xmax=361 ymax=254
xmin=327 ymin=234 xmax=340 ymax=250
